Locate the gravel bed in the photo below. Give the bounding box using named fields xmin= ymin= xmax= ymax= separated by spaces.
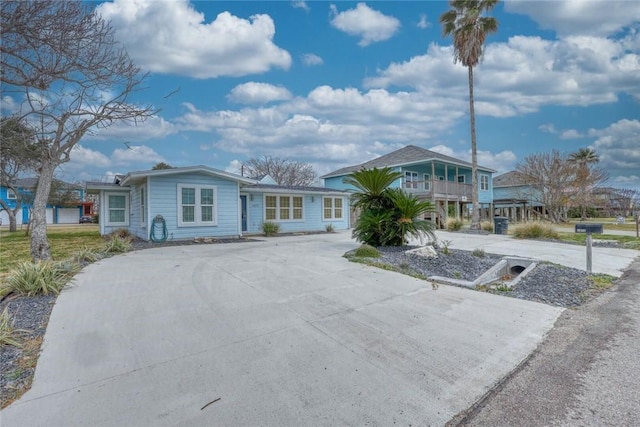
xmin=374 ymin=246 xmax=600 ymax=308
xmin=1 ymin=295 xmax=56 ymax=406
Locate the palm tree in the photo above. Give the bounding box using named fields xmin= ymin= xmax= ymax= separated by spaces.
xmin=569 ymin=148 xmax=599 ymax=220
xmin=440 ymin=0 xmax=498 ymax=230
xmin=346 ymin=168 xmax=435 ymax=246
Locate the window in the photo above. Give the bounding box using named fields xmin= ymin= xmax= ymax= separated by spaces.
xmin=480 ymin=175 xmax=489 ymax=191
xmin=264 ymin=195 xmax=304 ymax=221
xmin=178 ymin=184 xmax=217 ymax=226
xmin=404 ymin=171 xmax=418 ymax=189
xmin=106 ymin=193 xmax=128 ymax=226
xmin=323 ymin=197 xmax=343 ymax=220
xmin=140 ymin=187 xmax=146 ymax=226
xmin=457 ymin=175 xmax=465 ymax=183
xmin=423 ymin=174 xmax=431 ymax=191
xmin=7 ymin=189 xmax=16 ymax=199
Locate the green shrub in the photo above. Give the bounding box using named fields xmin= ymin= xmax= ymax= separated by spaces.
xmin=102 ymin=235 xmax=132 ymax=253
xmin=72 ymin=246 xmax=103 ymax=263
xmin=353 ymin=244 xmax=380 ymax=258
xmin=446 ymin=217 xmax=463 ymax=231
xmin=325 ymin=223 xmax=335 ymax=233
xmin=262 ymin=221 xmax=280 ymax=236
xmin=472 ymin=248 xmax=486 ymax=258
xmin=0 ymin=307 xmax=26 ymax=348
xmin=512 ymin=222 xmax=560 ymax=240
xmin=2 ymin=261 xmax=81 ymax=297
xmin=481 ymin=221 xmax=494 ymax=232
xmin=92 ymin=214 xmax=99 ymax=223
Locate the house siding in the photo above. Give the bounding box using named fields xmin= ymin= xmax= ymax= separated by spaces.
xmin=245 ymin=193 xmax=349 ymax=234
xmin=99 ymin=189 xmax=131 ymax=236
xmin=147 ymin=173 xmax=241 ymax=240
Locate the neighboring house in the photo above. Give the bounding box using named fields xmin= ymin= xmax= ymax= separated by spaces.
xmin=321 ymin=145 xmax=496 ymax=226
xmin=0 ymin=178 xmax=92 ymax=225
xmin=591 ymin=187 xmax=636 ymax=217
xmin=85 ymin=165 xmax=350 ymax=240
xmin=492 ymin=171 xmax=545 ymax=221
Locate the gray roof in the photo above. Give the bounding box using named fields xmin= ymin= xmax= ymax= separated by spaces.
xmin=493 ymin=171 xmax=528 ymax=187
xmin=321 ymin=145 xmax=495 ymax=179
xmin=244 ymin=184 xmax=347 ymax=194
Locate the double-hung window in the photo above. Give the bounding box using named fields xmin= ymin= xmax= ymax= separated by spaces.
xmin=323 ymin=197 xmax=343 ymax=221
xmin=140 ymin=187 xmax=147 ymax=226
xmin=404 ymin=171 xmax=418 ymax=189
xmin=480 ymin=175 xmax=489 ymax=191
xmin=178 ymin=184 xmax=217 ymax=226
xmin=7 ymin=189 xmax=17 ymax=199
xmin=264 ymin=195 xmax=303 ymax=221
xmin=423 ymin=174 xmax=431 ymax=191
xmin=106 ymin=193 xmax=129 ymax=226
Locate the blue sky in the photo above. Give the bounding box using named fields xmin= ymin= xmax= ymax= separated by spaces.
xmin=9 ymin=1 xmax=640 ymax=188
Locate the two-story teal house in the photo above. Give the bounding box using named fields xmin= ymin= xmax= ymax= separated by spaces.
xmin=0 ymin=178 xmax=92 ymax=227
xmin=321 ymin=145 xmax=496 ymax=227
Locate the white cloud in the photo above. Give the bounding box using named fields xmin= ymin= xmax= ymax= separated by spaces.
xmin=614 ymin=175 xmax=639 ymax=183
xmin=291 ymin=1 xmax=310 ymax=12
xmin=175 ymin=85 xmax=466 ymax=170
xmin=590 ymin=119 xmax=640 ymax=174
xmin=112 ymin=145 xmax=165 ymax=165
xmin=539 ymin=123 xmax=558 ymax=134
xmin=330 ymin=3 xmax=401 ymax=46
xmin=97 ymin=0 xmax=291 ymax=78
xmin=301 ymin=53 xmax=324 ymax=66
xmin=505 ymin=0 xmax=640 ymax=37
xmin=227 ymin=82 xmax=292 ymax=105
xmin=365 ymin=33 xmax=640 ymax=117
xmin=87 ymin=116 xmax=177 ymax=141
xmin=417 ymin=13 xmax=430 ymax=29
xmin=225 ymin=160 xmax=244 ymax=175
xmin=559 ymin=129 xmax=585 ymax=139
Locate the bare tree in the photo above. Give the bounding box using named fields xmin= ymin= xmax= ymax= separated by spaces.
xmin=516 ymin=150 xmax=575 ymax=223
xmin=0 ymin=117 xmax=40 ymax=231
xmin=1 ymin=1 xmax=155 ymax=261
xmin=242 ymin=155 xmax=316 ymax=186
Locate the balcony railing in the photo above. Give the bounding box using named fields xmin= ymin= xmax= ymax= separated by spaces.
xmin=402 ymin=179 xmax=473 ymax=200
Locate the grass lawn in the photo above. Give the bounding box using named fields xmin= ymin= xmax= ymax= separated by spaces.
xmin=0 ymin=225 xmax=103 ymax=276
xmin=565 ymin=218 xmax=639 ymax=233
xmin=557 ymin=232 xmax=640 ymax=249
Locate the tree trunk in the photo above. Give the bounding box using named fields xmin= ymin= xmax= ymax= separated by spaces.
xmin=468 ymin=65 xmax=480 ymax=230
xmin=30 ymin=160 xmax=56 ymax=261
xmin=0 ymin=200 xmax=19 ymax=232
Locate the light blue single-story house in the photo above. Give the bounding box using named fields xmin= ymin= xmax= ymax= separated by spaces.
xmin=492 ymin=171 xmax=545 ymax=221
xmin=85 ymin=166 xmax=350 ymax=241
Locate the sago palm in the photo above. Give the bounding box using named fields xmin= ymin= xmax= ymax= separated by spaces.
xmin=440 ymin=0 xmax=498 ymax=230
xmin=344 ymin=167 xmax=402 ymax=212
xmin=386 ymin=188 xmax=436 ymax=245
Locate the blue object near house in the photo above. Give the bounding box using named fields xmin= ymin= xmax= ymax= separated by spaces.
xmin=85 ymin=166 xmax=350 ymax=241
xmin=492 ymin=171 xmax=546 ymax=222
xmin=321 ymin=145 xmax=496 ymax=226
xmin=0 ymin=178 xmax=91 ymax=226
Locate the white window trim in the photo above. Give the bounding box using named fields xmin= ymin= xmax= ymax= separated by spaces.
xmin=7 ymin=188 xmax=17 ymax=199
xmin=322 ymin=197 xmax=344 ymax=221
xmin=423 ymin=174 xmax=431 ymax=191
xmin=177 ymin=184 xmax=218 ymax=227
xmin=264 ymin=194 xmax=304 ymax=222
xmin=404 ymin=171 xmax=419 ymax=189
xmin=105 ymin=192 xmax=129 ymax=226
xmin=140 ymin=186 xmax=147 ymax=227
xmin=480 ymin=175 xmax=489 ymax=191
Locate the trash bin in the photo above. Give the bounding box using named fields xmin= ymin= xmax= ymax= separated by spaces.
xmin=494 ymin=216 xmax=509 ymax=235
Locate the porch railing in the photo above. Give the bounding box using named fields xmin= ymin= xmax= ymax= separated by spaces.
xmin=402 ymin=179 xmax=473 ymax=200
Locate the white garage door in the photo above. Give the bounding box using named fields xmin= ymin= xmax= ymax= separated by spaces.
xmin=0 ymin=209 xmax=23 ymax=225
xmin=46 ymin=208 xmax=54 ymax=224
xmin=57 ymin=208 xmax=80 ymax=224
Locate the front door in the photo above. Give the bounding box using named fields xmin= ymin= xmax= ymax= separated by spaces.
xmin=240 ymin=195 xmax=248 ymax=232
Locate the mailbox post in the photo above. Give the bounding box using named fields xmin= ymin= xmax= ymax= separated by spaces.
xmin=575 ymin=223 xmax=603 ymax=274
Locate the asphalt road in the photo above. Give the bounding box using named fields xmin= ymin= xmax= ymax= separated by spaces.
xmin=449 ymin=257 xmax=640 ymax=426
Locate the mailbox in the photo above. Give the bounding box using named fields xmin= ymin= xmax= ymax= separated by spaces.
xmin=575 ymin=223 xmax=603 ymax=234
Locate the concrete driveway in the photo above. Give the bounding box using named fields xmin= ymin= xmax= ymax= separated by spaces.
xmin=2 ymin=232 xmax=562 ymax=426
